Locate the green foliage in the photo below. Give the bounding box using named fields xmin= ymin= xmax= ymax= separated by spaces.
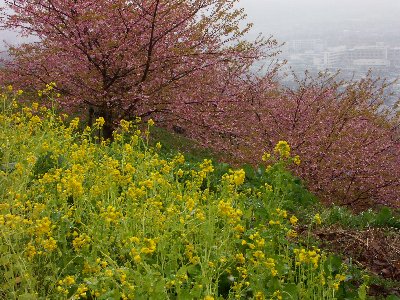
xmin=0 ymin=92 xmax=362 ymax=299
xmin=32 ymin=151 xmax=58 ymax=178
xmin=323 ymin=206 xmax=400 ymax=230
xmin=150 ymin=126 xmax=222 ymax=163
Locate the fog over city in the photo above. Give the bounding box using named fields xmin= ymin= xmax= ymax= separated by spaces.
xmin=240 ymin=0 xmax=400 ymax=41
xmin=236 ymin=0 xmax=400 ymax=105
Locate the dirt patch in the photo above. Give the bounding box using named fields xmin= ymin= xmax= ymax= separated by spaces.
xmin=311 ymin=226 xmax=400 ymax=296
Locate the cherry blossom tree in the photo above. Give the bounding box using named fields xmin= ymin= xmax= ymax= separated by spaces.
xmin=208 ymin=71 xmax=400 ymax=209
xmin=0 ymin=0 xmax=280 ymax=138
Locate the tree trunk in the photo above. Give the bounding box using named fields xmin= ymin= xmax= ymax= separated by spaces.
xmin=88 ymin=106 xmax=94 ymax=127
xmin=99 ymin=107 xmax=114 ymax=141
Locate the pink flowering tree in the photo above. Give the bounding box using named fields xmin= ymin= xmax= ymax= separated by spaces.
xmin=206 ymin=72 xmax=400 ymax=208
xmin=0 ymin=0 xmax=280 ymax=138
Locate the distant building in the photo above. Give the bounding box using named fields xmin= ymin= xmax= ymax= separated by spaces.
xmin=347 ymin=45 xmax=390 ymax=67
xmin=320 ymin=46 xmax=347 ymax=68
xmin=289 ymin=39 xmax=324 ymax=54
xmin=352 ymin=59 xmax=390 ymax=67
xmin=388 ymin=47 xmax=400 ymax=68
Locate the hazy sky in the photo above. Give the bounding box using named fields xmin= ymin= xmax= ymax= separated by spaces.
xmin=241 ymin=0 xmax=400 ymax=22
xmin=1 ymin=0 xmax=400 ymax=49
xmin=238 ymin=0 xmax=400 ymax=39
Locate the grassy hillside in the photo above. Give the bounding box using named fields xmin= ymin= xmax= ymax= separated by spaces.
xmin=0 ymin=90 xmax=398 ymax=299
xmin=151 ymin=127 xmax=400 ymax=299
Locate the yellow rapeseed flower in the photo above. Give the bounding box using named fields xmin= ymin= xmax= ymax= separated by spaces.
xmin=290 ymin=215 xmax=298 ymax=225
xmin=94 ymin=117 xmax=105 ymax=128
xmin=255 ymin=292 xmax=265 ymax=300
xmin=314 ymin=213 xmax=322 ymax=225
xmin=274 ymin=141 xmax=291 ymax=159
xmin=36 ymin=217 xmax=52 ymax=235
xmin=120 ymin=119 xmax=131 ymax=132
xmin=235 ymin=253 xmax=245 ymax=264
xmin=63 ymin=275 xmax=75 ymax=286
xmin=72 ymin=233 xmax=91 ymax=251
xmin=26 ymin=243 xmax=37 ymax=259
xmin=42 ymin=237 xmax=57 ymax=252
xmin=262 ymin=152 xmax=271 ymax=161
xmin=75 ymin=284 xmax=88 ymax=298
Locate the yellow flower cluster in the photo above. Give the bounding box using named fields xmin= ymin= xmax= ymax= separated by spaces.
xmin=290 ymin=215 xmax=298 ymax=225
xmin=314 ymin=213 xmax=322 ymax=225
xmin=255 ymin=291 xmax=265 ymax=300
xmin=286 ymin=229 xmax=298 ymax=238
xmin=261 ymin=152 xmax=271 ymax=161
xmin=140 ymin=238 xmax=157 ymax=254
xmin=38 ymin=82 xmax=57 ymax=97
xmin=72 ymin=233 xmax=91 ymax=251
xmin=293 ymin=155 xmax=301 ymax=165
xmin=218 ymin=200 xmax=243 ymax=224
xmin=2 ymin=213 xmax=23 ymax=229
xmin=75 ymin=284 xmax=88 ymax=299
xmin=100 ymin=205 xmax=123 ymax=225
xmin=35 ymin=217 xmax=52 ymax=235
xmin=199 ymin=159 xmax=214 ymax=177
xmin=272 ymin=290 xmax=283 ymax=300
xmin=56 ymin=275 xmax=76 ymax=295
xmin=274 ymin=140 xmax=291 ymax=159
xmin=332 ymin=273 xmax=347 ymax=290
xmin=185 ymin=243 xmax=200 ymax=265
xmin=42 ymin=237 xmax=57 ymax=252
xmin=94 ymin=117 xmax=105 ymax=128
xmin=275 ymin=208 xmax=287 ymax=218
xmin=294 ymin=248 xmax=321 ymax=269
xmin=147 ymin=118 xmax=154 ymax=126
xmin=58 ymin=164 xmax=85 ymax=198
xmin=235 ymin=253 xmax=246 ymax=264
xmin=26 ymin=243 xmax=37 ymax=259
xmin=223 ymin=169 xmax=246 ymax=186
xmin=120 ymin=119 xmax=131 ymax=132
xmin=69 ymin=117 xmax=80 ymax=130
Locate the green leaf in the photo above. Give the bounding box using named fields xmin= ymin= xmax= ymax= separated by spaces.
xmin=282 ymin=283 xmax=299 ymax=300
xmin=325 ymin=254 xmax=342 ymax=274
xmin=18 ymin=294 xmax=38 ymax=300
xmin=357 ymin=284 xmax=367 ymax=300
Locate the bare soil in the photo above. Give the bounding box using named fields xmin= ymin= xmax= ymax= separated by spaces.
xmin=312 ymin=226 xmax=400 ymax=297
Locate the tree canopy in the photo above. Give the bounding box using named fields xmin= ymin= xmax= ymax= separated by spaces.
xmin=1 ymin=0 xmax=280 ymax=137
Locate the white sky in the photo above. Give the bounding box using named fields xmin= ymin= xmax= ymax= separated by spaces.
xmin=238 ymin=0 xmax=400 ymax=38
xmin=1 ymin=0 xmax=400 ymax=49
xmin=241 ymin=0 xmax=400 ymax=19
